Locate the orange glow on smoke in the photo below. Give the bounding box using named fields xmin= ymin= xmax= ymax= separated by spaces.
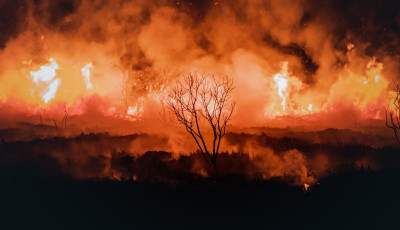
xmin=1 ymin=0 xmax=398 ymax=184
xmin=266 ymin=61 xmax=310 ymax=116
xmin=0 ymin=47 xmax=391 ymax=126
xmin=262 ymin=56 xmax=389 ymax=119
xmin=329 ymin=57 xmax=388 ymax=110
xmin=0 ymin=0 xmax=394 ymax=129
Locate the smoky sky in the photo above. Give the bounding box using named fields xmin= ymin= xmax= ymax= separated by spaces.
xmin=2 ymin=0 xmax=400 ymax=54
xmin=308 ymin=0 xmax=400 ymax=57
xmin=0 ymin=0 xmax=399 ymax=124
xmin=0 ymin=0 xmax=28 ymax=49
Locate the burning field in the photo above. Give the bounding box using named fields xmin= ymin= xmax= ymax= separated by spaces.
xmin=1 ymin=0 xmax=400 ymax=229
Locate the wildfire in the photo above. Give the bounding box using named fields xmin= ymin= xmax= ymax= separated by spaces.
xmin=266 ymin=62 xmax=307 ymax=116
xmin=81 ymin=63 xmax=93 ymax=89
xmin=328 ymin=56 xmax=388 ymax=114
xmin=0 ymin=0 xmax=398 ymax=188
xmin=21 ymin=53 xmax=390 ymax=124
xmin=0 ymin=0 xmax=394 ymax=130
xmin=262 ymin=51 xmax=390 ymax=120
xmin=346 ymin=43 xmax=355 ymax=53
xmin=28 ymin=58 xmax=61 ymax=103
xmin=273 ymin=65 xmax=289 ymax=111
xmin=127 ymin=104 xmax=144 ymax=121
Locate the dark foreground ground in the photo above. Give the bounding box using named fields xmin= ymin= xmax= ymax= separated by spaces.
xmin=1 ymin=127 xmax=400 ymax=229
xmin=1 ymin=170 xmax=400 ymax=230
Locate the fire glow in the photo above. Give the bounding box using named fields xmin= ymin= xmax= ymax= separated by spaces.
xmin=28 ymin=58 xmax=61 ymax=103
xmin=81 ymin=63 xmax=93 ymax=90
xmin=0 ymin=0 xmax=398 ymax=186
xmin=0 ymin=1 xmax=396 ymax=140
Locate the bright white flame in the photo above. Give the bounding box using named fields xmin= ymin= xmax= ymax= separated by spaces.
xmin=42 ymin=78 xmax=61 ymax=103
xmin=29 ymin=58 xmax=59 ymax=84
xmin=28 ymin=58 xmax=61 ymax=103
xmin=375 ymin=75 xmax=380 ymax=83
xmin=308 ymin=104 xmax=312 ymax=111
xmin=81 ymin=63 xmax=93 ymax=89
xmin=273 ymin=66 xmax=288 ymax=111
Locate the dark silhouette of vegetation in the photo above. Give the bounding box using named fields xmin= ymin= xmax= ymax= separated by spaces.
xmin=386 ymin=82 xmax=400 ymax=144
xmin=1 ymin=166 xmax=399 ymax=229
xmin=1 ymin=130 xmax=400 ymax=184
xmin=165 ymin=73 xmax=235 ymax=169
xmin=0 ymin=128 xmax=400 ymax=229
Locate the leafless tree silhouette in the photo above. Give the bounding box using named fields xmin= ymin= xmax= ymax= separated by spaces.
xmin=386 ymin=82 xmax=400 ymax=144
xmin=165 ymin=73 xmax=235 ymax=168
xmin=53 ymin=106 xmax=68 ymax=130
xmin=62 ymin=106 xmax=68 ymax=130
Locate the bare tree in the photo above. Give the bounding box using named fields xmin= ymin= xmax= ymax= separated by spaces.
xmin=53 ymin=106 xmax=68 ymax=130
xmin=386 ymin=82 xmax=400 ymax=144
xmin=62 ymin=106 xmax=68 ymax=130
xmin=165 ymin=73 xmax=235 ymax=168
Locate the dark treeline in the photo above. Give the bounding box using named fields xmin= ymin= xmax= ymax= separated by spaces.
xmin=1 ymin=131 xmax=400 ymax=183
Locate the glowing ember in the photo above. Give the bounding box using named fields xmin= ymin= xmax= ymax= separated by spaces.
xmin=81 ymin=63 xmax=93 ymax=89
xmin=346 ymin=42 xmax=355 ymax=53
xmin=127 ymin=104 xmax=144 ymax=121
xmin=303 ymin=183 xmax=310 ymax=192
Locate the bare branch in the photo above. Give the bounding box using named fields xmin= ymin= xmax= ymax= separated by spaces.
xmin=164 ymin=73 xmax=235 ymax=168
xmin=386 ymin=82 xmax=400 ymax=145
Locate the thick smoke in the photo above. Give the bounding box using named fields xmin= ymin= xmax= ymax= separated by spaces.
xmin=0 ymin=0 xmax=399 ymax=129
